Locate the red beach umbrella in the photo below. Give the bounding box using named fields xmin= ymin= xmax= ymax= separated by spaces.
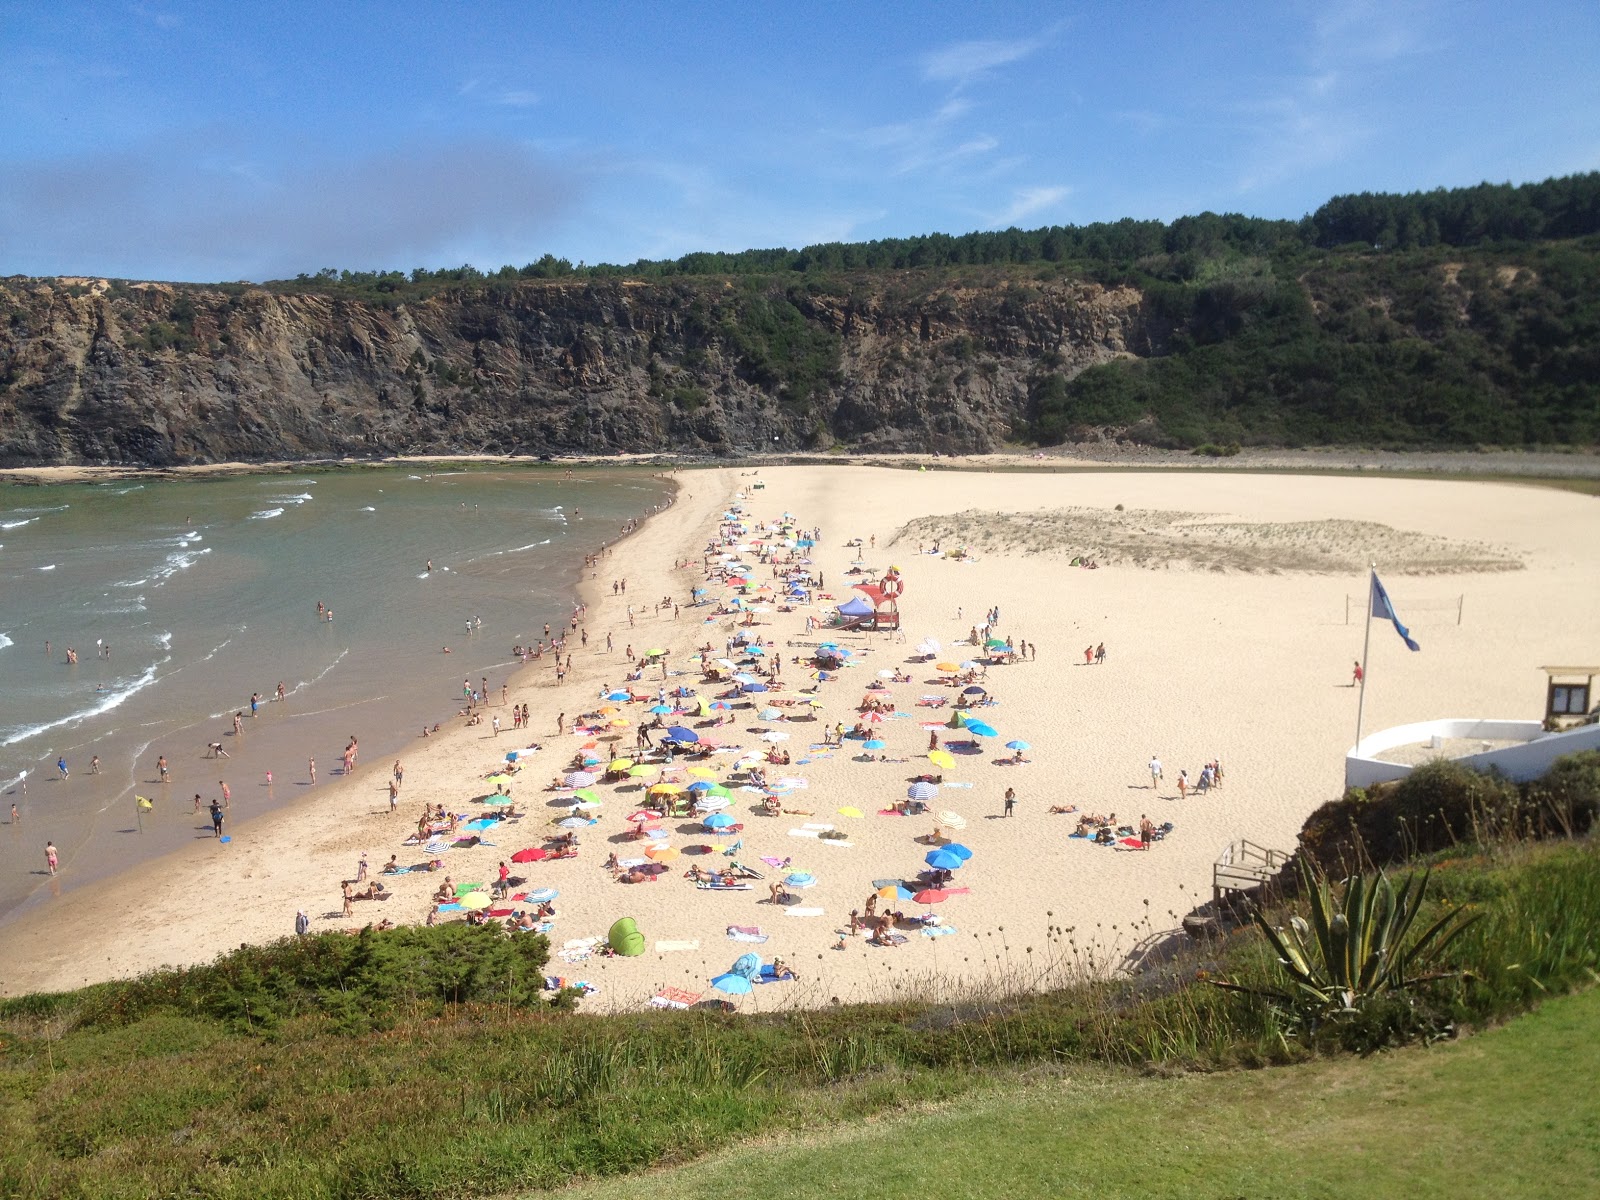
xmin=511 ymin=847 xmax=546 ymax=863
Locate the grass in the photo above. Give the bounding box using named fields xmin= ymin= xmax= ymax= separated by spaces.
xmin=555 ymin=984 xmax=1600 ymax=1200
xmin=0 ymin=839 xmax=1595 ymax=1198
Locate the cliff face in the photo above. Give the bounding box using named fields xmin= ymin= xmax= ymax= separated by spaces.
xmin=0 ymin=275 xmax=1162 ymax=465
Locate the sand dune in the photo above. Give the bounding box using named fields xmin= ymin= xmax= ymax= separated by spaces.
xmin=896 ymin=508 xmax=1524 ymax=575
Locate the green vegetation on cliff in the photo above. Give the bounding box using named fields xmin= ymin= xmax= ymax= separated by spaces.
xmin=260 ymin=171 xmax=1600 ymax=450
xmin=3 ymin=173 xmax=1599 ymax=465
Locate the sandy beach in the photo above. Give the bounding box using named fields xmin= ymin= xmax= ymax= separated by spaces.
xmin=3 ymin=465 xmax=1597 ymax=1011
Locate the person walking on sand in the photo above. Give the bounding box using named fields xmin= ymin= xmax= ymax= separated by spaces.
xmin=56 ymin=756 xmax=68 ymax=781
xmin=157 ymin=755 xmax=169 ymax=784
xmin=1352 ymin=660 xmax=1363 ymax=687
xmin=45 ymin=841 xmax=58 ymax=874
xmin=295 ymin=910 xmax=310 ymax=937
xmin=1177 ymin=769 xmax=1189 ymax=800
xmin=1084 ymin=645 xmax=1093 ymax=665
xmin=209 ymin=800 xmax=224 ymax=838
xmin=1148 ymin=755 xmax=1163 ymax=790
xmin=220 ymin=780 xmax=231 ymax=807
xmin=308 ymin=757 xmax=317 ymax=785
xmin=1003 ymin=787 xmax=1016 ymax=818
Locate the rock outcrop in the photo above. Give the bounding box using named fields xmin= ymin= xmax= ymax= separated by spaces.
xmin=0 ymin=274 xmax=1163 ymax=465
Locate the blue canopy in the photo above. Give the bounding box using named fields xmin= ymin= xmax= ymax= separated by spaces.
xmin=665 ymin=726 xmax=699 ymax=743
xmin=711 ymin=972 xmax=753 ymax=995
xmin=836 ymin=597 xmax=876 ymax=617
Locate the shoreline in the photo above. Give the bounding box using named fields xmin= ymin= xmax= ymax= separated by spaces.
xmin=3 ymin=464 xmax=1596 ymax=1009
xmin=0 ymin=467 xmax=718 ymax=996
xmin=4 ymin=446 xmax=1600 ymax=491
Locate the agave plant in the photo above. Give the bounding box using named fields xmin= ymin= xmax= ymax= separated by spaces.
xmin=1215 ymin=858 xmax=1479 ymax=1020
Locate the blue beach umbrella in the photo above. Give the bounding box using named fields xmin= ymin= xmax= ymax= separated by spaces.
xmin=703 ymin=812 xmax=735 ymax=829
xmin=863 ymin=739 xmax=886 ymax=751
xmin=925 ymin=849 xmax=964 ymax=871
xmin=731 ymin=953 xmax=763 ymax=979
xmin=711 ymin=973 xmax=753 ymax=995
xmin=784 ymin=872 xmax=816 ymax=888
xmin=649 ymin=704 xmax=674 ymax=714
xmin=741 ymin=682 xmax=769 ymax=693
xmin=943 ymin=843 xmax=974 ymax=861
xmin=527 ymin=888 xmax=559 ymax=903
xmin=606 ymin=691 xmax=631 ymax=702
xmin=907 ymin=781 xmax=939 ymax=801
xmin=965 ymin=721 xmax=998 ymax=738
xmin=687 ymin=780 xmax=715 ymax=792
xmin=1005 ymin=740 xmax=1030 ymax=751
xmin=666 ymin=726 xmax=700 ymax=743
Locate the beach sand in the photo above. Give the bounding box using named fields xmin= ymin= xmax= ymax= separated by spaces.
xmin=3 ymin=465 xmax=1596 ymax=1011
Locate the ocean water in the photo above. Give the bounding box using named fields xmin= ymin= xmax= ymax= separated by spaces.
xmin=0 ymin=466 xmax=671 ymax=922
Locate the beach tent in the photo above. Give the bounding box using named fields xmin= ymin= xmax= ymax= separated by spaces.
xmin=836 ymin=596 xmax=875 ymax=618
xmin=608 ymin=917 xmax=646 ymax=957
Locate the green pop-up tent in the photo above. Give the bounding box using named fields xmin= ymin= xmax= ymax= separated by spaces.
xmin=608 ymin=917 xmax=645 ymax=957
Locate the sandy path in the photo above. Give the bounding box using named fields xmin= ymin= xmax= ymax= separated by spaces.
xmin=3 ymin=467 xmax=1596 ymax=1013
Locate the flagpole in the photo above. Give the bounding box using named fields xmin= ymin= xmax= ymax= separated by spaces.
xmin=1354 ymin=564 xmax=1375 ymax=750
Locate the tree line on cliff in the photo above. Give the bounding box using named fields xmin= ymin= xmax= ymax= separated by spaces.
xmin=255 ymin=172 xmax=1600 ymax=450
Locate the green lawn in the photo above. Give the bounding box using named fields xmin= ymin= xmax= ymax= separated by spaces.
xmin=552 ymin=987 xmax=1600 ymax=1200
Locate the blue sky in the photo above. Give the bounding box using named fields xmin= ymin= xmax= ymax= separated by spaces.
xmin=2 ymin=0 xmax=1598 ymax=282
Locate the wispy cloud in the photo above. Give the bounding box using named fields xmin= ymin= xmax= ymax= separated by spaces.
xmin=0 ymin=134 xmax=586 ymax=280
xmin=921 ymin=37 xmax=1042 ymax=87
xmin=494 ymin=90 xmax=540 ymax=108
xmin=987 ymin=185 xmax=1071 ymax=228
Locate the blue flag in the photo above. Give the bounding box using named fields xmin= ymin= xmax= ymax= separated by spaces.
xmin=1370 ymin=572 xmax=1420 ymax=651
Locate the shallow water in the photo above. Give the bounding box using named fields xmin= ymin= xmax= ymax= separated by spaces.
xmin=0 ymin=466 xmax=670 ymax=921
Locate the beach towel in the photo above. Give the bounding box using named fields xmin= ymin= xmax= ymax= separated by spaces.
xmin=487 ymin=907 xmax=514 ymax=918
xmin=922 ymin=924 xmax=958 ymax=938
xmin=455 ymin=882 xmax=486 ymax=894
xmin=696 ymin=881 xmax=751 ymax=891
xmin=649 ymin=987 xmax=702 ymax=1009
xmin=813 ymin=837 xmax=854 ymax=848
xmin=877 ymin=808 xmax=906 ymax=817
xmin=654 ymin=939 xmax=700 ymax=953
xmin=726 ymin=926 xmax=769 ymax=943
xmin=753 ymin=966 xmax=796 ymax=984
xmin=869 ymin=933 xmax=909 ymax=946
xmin=1120 ymin=838 xmax=1147 ymax=850
xmin=788 ymin=828 xmax=821 ymax=839
xmin=435 ymin=903 xmax=463 ymax=913
xmin=759 ymin=856 xmax=791 ymax=867
xmin=783 ymin=906 xmax=825 ymax=917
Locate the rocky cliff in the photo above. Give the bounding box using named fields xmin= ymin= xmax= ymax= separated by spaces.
xmin=0 ymin=274 xmax=1162 ymax=466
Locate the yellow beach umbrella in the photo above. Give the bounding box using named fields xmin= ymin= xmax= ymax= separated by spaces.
xmin=597 ymin=705 xmax=618 ymax=715
xmin=646 ymin=845 xmax=680 ymax=862
xmin=935 ymin=662 xmax=959 ymax=673
xmin=610 ymin=717 xmax=630 ymax=727
xmin=649 ymin=782 xmax=685 ymax=794
xmin=628 ymin=765 xmax=656 ymax=777
xmin=928 ymin=749 xmax=956 ymax=770
xmin=608 ymin=759 xmax=634 ymax=771
xmin=837 ymin=806 xmax=864 ymax=818
xmin=687 ymin=766 xmax=718 ymax=779
xmin=458 ymin=892 xmax=492 ymax=910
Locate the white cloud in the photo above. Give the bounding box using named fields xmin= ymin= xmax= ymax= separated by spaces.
xmin=921 ymin=37 xmax=1042 ymax=87
xmin=495 ymin=90 xmax=540 ymax=108
xmin=987 ymin=185 xmax=1071 ymax=228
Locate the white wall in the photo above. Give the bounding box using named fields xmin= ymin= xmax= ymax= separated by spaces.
xmin=1345 ymin=719 xmax=1600 ymax=789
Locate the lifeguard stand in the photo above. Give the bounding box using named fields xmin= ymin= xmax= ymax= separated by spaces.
xmin=1541 ymin=666 xmax=1598 ymax=729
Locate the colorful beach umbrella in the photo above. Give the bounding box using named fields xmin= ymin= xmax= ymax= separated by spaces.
xmin=928 ymin=750 xmax=956 ymax=770
xmin=912 ymin=889 xmax=948 ymax=905
xmin=510 ymin=847 xmax=546 ymax=863
xmin=939 ymin=811 xmax=968 ymax=830
xmin=907 ymin=781 xmax=939 ymax=801
xmin=526 ymin=887 xmax=559 ymax=904
xmin=458 ymin=892 xmax=492 ymax=910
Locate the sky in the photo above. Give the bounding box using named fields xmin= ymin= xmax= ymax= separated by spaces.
xmin=2 ymin=0 xmax=1598 ymax=282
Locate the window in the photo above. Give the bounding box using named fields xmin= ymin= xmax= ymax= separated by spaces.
xmin=1550 ymin=684 xmax=1590 ymax=715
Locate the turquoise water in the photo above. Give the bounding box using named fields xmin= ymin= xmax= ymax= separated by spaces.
xmin=0 ymin=466 xmax=670 ymax=920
